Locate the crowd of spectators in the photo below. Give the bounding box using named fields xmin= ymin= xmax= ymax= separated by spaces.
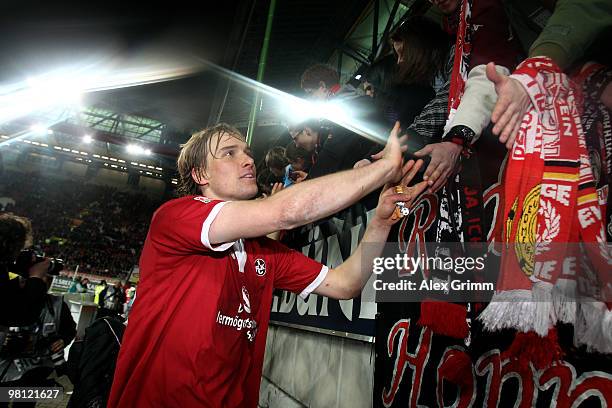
xmin=0 ymin=170 xmax=161 ymax=278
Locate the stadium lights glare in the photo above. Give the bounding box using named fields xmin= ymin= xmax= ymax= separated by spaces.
xmin=30 ymin=124 xmax=47 ymax=134
xmin=82 ymin=134 xmax=93 ymax=144
xmin=198 ymin=59 xmax=389 ymax=145
xmin=284 ymin=99 xmax=350 ymax=126
xmin=2 ymin=55 xmax=205 ymax=127
xmin=126 ymin=144 xmax=153 ymax=156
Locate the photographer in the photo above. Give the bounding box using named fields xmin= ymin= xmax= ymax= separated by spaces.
xmin=0 ymin=213 xmax=49 ymax=328
xmin=0 ymin=273 xmax=76 ymax=395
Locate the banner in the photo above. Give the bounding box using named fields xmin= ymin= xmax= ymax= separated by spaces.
xmin=270 ymin=200 xmax=378 ymax=340
xmin=373 ymin=126 xmax=612 ymax=406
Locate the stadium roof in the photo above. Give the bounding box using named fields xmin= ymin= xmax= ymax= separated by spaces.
xmin=0 ymin=0 xmax=429 ymax=170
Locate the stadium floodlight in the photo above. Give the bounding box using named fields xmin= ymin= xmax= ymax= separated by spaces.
xmin=30 ymin=124 xmax=48 ymax=134
xmin=126 ymin=144 xmax=152 ymax=156
xmin=82 ymin=134 xmax=93 ymax=144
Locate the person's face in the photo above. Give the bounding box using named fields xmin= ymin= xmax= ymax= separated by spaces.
xmin=303 ymin=81 xmax=329 ymax=101
xmin=269 ymin=166 xmax=285 ymax=178
xmin=430 ymin=0 xmax=459 ymax=15
xmin=293 ymin=127 xmax=318 ymax=152
xmin=197 ymin=133 xmax=257 ymax=201
xmin=392 ymin=40 xmax=404 ymax=63
xmin=290 ymin=158 xmax=306 ymax=172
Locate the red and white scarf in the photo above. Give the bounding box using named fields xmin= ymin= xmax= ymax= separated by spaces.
xmin=418 ymin=0 xmax=473 ymax=342
xmin=478 ymin=57 xmax=612 ymax=355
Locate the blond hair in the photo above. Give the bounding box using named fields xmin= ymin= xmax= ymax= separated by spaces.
xmin=176 ymin=123 xmax=244 ymax=196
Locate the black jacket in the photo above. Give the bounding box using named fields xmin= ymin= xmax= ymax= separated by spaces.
xmin=0 ymin=266 xmax=48 ymax=327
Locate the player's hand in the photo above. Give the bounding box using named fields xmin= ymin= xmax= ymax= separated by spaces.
xmin=374 ymin=160 xmax=428 ymax=226
xmin=370 ymin=122 xmax=408 ymax=184
xmin=487 ymin=62 xmax=531 ymax=150
xmin=414 ymin=141 xmax=463 ymax=193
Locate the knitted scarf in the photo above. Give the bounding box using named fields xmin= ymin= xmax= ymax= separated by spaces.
xmin=417 ymin=0 xmax=474 ymax=342
xmin=478 ymin=57 xmax=612 ymax=358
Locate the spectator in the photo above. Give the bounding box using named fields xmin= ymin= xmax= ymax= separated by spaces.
xmin=413 ymin=0 xmax=523 ymax=192
xmin=1 ymin=273 xmax=76 ymax=391
xmin=99 ymin=281 xmax=125 ymax=317
xmin=383 ymin=16 xmax=450 ymax=126
xmin=488 ymin=0 xmax=612 ymax=147
xmin=0 ymin=170 xmax=160 ymax=278
xmin=0 ymin=213 xmax=49 ymax=328
xmin=284 ymin=143 xmax=311 ymax=186
xmin=94 ymin=280 xmax=107 ymax=304
xmin=298 ymin=65 xmax=378 ymax=179
xmin=264 ymin=146 xmax=290 ymax=180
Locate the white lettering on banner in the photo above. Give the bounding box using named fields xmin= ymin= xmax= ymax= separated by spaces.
xmin=562 ymin=257 xmax=576 ymax=276
xmin=279 ymin=291 xmax=295 ymax=313
xmin=270 ymin=209 xmax=381 ymax=332
xmin=319 ymin=296 xmax=329 ymax=317
xmin=541 ymin=184 xmax=571 ymax=206
xmin=533 ymin=260 xmax=556 ymax=280
xmin=296 ymin=294 xmax=317 ymax=316
xmin=339 ymin=299 xmax=353 ymax=321
xmin=578 ymin=206 xmax=602 ymax=229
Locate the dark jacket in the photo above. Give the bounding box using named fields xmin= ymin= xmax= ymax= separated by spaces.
xmin=0 ymin=266 xmax=48 ymax=327
xmin=67 ymin=316 xmax=125 ymax=408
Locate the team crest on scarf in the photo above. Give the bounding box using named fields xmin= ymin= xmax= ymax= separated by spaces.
xmin=479 ymin=57 xmax=612 ymax=357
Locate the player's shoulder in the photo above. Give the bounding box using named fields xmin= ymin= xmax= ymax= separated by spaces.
xmin=248 ymin=236 xmax=295 ymax=257
xmin=153 ymin=195 xmax=222 ymax=219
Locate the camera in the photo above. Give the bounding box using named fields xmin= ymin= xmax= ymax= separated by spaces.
xmin=13 ymin=248 xmax=64 ymax=277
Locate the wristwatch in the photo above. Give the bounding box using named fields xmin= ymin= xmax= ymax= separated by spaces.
xmin=443 ymin=125 xmax=475 ymax=158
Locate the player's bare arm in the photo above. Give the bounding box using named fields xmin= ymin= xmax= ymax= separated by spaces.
xmin=209 ymin=122 xmax=408 ymax=245
xmin=314 ymin=159 xmax=428 ymax=299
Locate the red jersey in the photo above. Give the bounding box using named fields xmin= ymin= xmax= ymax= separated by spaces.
xmin=109 ymin=196 xmax=327 ymax=407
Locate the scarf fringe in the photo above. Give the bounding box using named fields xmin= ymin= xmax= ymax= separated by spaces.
xmin=603 ymin=309 xmax=612 ymax=344
xmin=532 ymin=281 xmax=555 ymax=335
xmin=552 ymin=278 xmax=577 ymax=324
xmin=478 ymin=283 xmax=555 ymax=336
xmin=574 ymin=301 xmax=612 ymax=354
xmin=478 ymin=290 xmax=535 ymax=332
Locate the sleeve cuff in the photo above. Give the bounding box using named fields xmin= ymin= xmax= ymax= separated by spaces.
xmin=299 ymin=265 xmax=329 ymax=299
xmin=200 ymin=201 xmax=235 ymax=251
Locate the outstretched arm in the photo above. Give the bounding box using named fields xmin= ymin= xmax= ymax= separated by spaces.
xmin=209 ymin=123 xmax=408 ymax=245
xmin=314 ymin=160 xmax=428 ymax=299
